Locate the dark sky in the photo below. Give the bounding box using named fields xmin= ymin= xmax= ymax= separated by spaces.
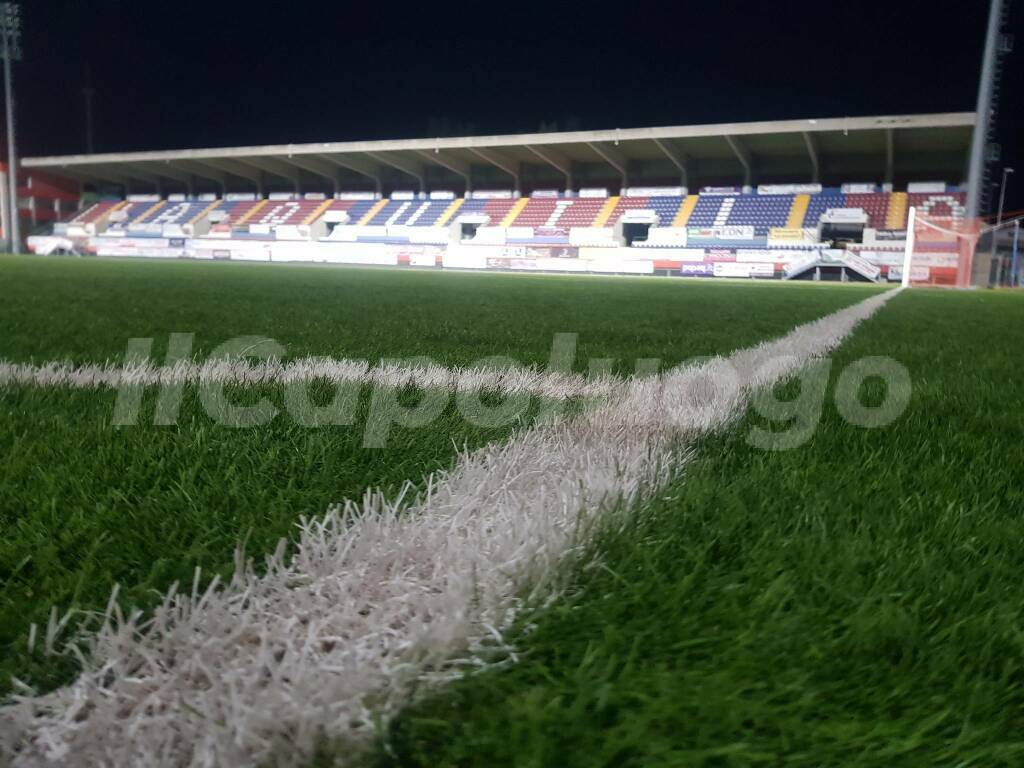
xmin=17 ymin=0 xmax=1024 ymax=211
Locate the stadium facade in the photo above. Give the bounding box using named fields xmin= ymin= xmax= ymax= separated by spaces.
xmin=23 ymin=112 xmax=985 ymax=285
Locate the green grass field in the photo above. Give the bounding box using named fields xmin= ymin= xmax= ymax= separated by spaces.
xmin=0 ymin=255 xmax=873 ymax=699
xmin=0 ymin=255 xmax=878 ymax=369
xmin=3 ymin=254 xmax=1022 ymax=766
xmin=370 ymin=290 xmax=1024 ymax=767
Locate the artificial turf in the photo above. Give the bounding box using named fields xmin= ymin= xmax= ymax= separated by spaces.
xmin=0 ymin=255 xmax=880 ymax=371
xmin=0 ymin=256 xmax=873 ymax=698
xmin=368 ymin=289 xmax=1024 ymax=768
xmin=0 ymin=384 xmax=554 ymax=695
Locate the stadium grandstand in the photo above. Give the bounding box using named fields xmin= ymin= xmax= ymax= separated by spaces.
xmin=25 ymin=111 xmax=1006 ymax=286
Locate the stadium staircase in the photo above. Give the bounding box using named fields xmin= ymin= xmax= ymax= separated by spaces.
xmin=235 ymin=200 xmax=268 ymax=226
xmin=436 ymin=198 xmax=464 ymax=225
xmin=189 ymin=200 xmax=223 ymax=225
xmin=673 ymin=194 xmax=699 ymax=226
xmin=135 ymin=200 xmax=168 ymax=224
xmin=593 ymin=196 xmax=620 ymax=227
xmin=303 ymin=199 xmax=335 ymax=225
xmin=358 ymin=199 xmax=389 ymax=225
xmin=499 ymin=198 xmax=529 ymax=226
xmin=885 ymin=192 xmax=907 ymax=229
xmin=786 ymin=194 xmax=810 ymax=228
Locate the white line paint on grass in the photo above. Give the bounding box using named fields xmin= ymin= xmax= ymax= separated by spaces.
xmin=0 ymin=357 xmax=620 ymax=401
xmin=0 ymin=289 xmax=899 ymax=767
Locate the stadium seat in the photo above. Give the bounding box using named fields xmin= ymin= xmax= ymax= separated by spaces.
xmin=725 ymin=194 xmax=795 ymax=235
xmin=509 ymin=197 xmax=560 ymax=227
xmin=844 ymin=193 xmax=892 ymax=228
xmin=138 ymin=200 xmax=214 ymax=227
xmin=605 ymin=196 xmax=650 ymax=225
xmin=551 ymin=198 xmax=606 ymax=228
xmin=456 ymin=197 xmax=519 ymax=226
xmin=56 ymin=188 xmax=969 ymax=248
xmin=801 ymin=191 xmax=847 ymax=227
xmin=248 ymin=199 xmax=325 ymax=227
xmin=686 ymin=195 xmax=731 ymax=228
xmin=907 ymin=192 xmax=967 ymax=222
xmin=106 ymin=201 xmax=158 ymax=230
xmin=70 ymin=201 xmax=119 ymax=224
xmin=648 ymin=197 xmax=686 ymax=226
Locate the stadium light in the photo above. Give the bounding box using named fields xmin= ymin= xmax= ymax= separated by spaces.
xmin=0 ymin=2 xmax=20 ymax=253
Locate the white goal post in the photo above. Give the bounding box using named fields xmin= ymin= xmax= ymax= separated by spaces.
xmin=901 ymin=206 xmax=983 ymax=288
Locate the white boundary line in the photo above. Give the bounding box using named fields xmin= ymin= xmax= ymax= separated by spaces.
xmin=0 ymin=289 xmax=899 ymax=767
xmin=0 ymin=357 xmax=620 ymax=401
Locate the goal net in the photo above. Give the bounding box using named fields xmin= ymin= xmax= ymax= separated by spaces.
xmin=900 ymin=205 xmax=979 ymax=288
xmin=903 ymin=206 xmax=1023 ymax=288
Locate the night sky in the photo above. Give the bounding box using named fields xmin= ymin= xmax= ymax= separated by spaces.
xmin=16 ymin=0 xmax=1024 ymax=211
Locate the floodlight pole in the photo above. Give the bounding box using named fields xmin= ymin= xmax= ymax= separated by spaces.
xmin=990 ymin=167 xmax=1014 ymax=284
xmin=1 ymin=3 xmax=19 ymax=253
xmin=965 ymin=0 xmax=1004 ymax=222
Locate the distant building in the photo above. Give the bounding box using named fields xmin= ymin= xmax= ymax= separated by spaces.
xmin=0 ymin=162 xmax=80 ymax=249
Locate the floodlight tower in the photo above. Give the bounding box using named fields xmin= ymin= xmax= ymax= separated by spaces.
xmin=0 ymin=2 xmax=20 ymax=253
xmin=965 ymin=0 xmax=1011 ymax=222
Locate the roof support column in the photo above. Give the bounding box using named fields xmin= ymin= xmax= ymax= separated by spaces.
xmin=468 ymin=147 xmax=520 ymax=196
xmin=414 ymin=149 xmax=473 ymax=196
xmin=587 ymin=141 xmax=629 ymax=192
xmin=366 ymin=152 xmax=425 ymax=195
xmin=653 ymin=138 xmax=688 ymax=191
xmin=724 ymin=135 xmax=753 ymax=189
xmin=526 ymin=145 xmax=573 ymax=194
xmin=199 ymin=158 xmax=265 ymax=196
xmin=237 ymin=157 xmax=303 ymax=196
xmin=173 ymin=160 xmax=228 ymax=196
xmin=319 ymin=154 xmax=382 ymax=197
xmin=802 ymin=131 xmax=820 ymax=184
xmin=282 ymin=155 xmax=341 ymax=196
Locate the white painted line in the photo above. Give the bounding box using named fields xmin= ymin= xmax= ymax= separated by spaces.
xmin=0 ymin=357 xmax=620 ymax=401
xmin=0 ymin=290 xmax=898 ymax=767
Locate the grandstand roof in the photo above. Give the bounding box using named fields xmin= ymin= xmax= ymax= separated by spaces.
xmin=23 ymin=112 xmax=974 ymax=194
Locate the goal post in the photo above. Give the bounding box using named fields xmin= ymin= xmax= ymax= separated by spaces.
xmin=900 ymin=206 xmax=981 ymax=288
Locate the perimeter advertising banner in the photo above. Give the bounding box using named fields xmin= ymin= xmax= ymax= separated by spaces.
xmin=679 ymin=262 xmax=714 ymax=276
xmin=757 ymin=183 xmax=822 ymax=195
xmin=842 ymin=253 xmax=882 ymax=280
xmin=767 ymin=228 xmax=817 ymax=245
xmin=860 ymin=229 xmax=908 ymax=249
xmin=644 ymin=228 xmax=688 ymax=246
xmin=736 ymin=249 xmax=808 ymax=263
xmin=687 ymin=226 xmax=757 ymax=244
xmin=444 ymin=244 xmax=580 ymax=270
xmin=888 ymin=264 xmax=930 ymax=282
xmin=80 ymin=234 xmax=814 ymax=281
xmin=89 ymin=236 xmax=188 ymax=258
xmin=713 ymin=262 xmax=775 ymax=278
xmin=855 ymin=250 xmax=904 ymax=266
xmin=445 ymin=244 xmax=654 ymax=274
